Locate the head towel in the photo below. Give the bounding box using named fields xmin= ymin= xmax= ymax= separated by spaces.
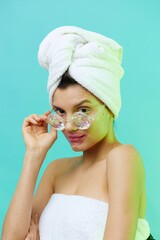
xmin=38 ymin=26 xmax=124 ymax=119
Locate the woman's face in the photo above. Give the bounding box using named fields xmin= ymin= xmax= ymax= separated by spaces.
xmin=52 ymin=85 xmax=112 ymax=152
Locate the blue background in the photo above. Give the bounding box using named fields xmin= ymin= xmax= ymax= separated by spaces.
xmin=0 ymin=0 xmax=160 ymax=238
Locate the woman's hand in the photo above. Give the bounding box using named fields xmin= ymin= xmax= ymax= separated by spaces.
xmin=22 ymin=111 xmax=57 ymax=153
xmin=24 ymin=214 xmax=40 ymax=240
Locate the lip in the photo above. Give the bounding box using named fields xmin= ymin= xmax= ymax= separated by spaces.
xmin=67 ymin=134 xmax=85 ymax=138
xmin=67 ymin=134 xmax=86 ymax=143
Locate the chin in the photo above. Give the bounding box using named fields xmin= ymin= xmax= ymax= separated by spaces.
xmin=70 ymin=142 xmax=94 ymax=152
xmin=70 ymin=144 xmax=86 ymax=152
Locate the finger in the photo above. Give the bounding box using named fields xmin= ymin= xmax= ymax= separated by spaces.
xmin=30 ymin=114 xmax=48 ymax=126
xmin=32 ymin=115 xmax=41 ymax=121
xmin=33 ymin=228 xmax=37 ymax=240
xmin=37 ymin=115 xmax=48 ymax=122
xmin=24 ymin=117 xmax=38 ymax=126
xmin=36 ymin=230 xmax=40 ymax=240
xmin=37 ymin=234 xmax=40 ymax=240
xmin=37 ymin=230 xmax=40 ymax=240
xmin=29 ymin=118 xmax=39 ymax=125
xmin=34 ymin=213 xmax=39 ymax=224
xmin=25 ymin=233 xmax=31 ymax=240
xmin=23 ymin=113 xmax=49 ymax=129
xmin=30 ymin=218 xmax=35 ymax=229
xmin=32 ymin=114 xmax=49 ymax=123
xmin=30 ymin=232 xmax=34 ymax=240
xmin=32 ymin=222 xmax=38 ymax=240
xmin=44 ymin=110 xmax=51 ymax=116
xmin=30 ymin=114 xmax=43 ymax=122
xmin=31 ymin=116 xmax=49 ymax=128
xmin=33 ymin=214 xmax=40 ymax=237
xmin=30 ymin=222 xmax=36 ymax=240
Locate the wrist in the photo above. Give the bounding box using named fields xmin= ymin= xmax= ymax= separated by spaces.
xmin=24 ymin=150 xmax=47 ymax=169
xmin=25 ymin=148 xmax=48 ymax=157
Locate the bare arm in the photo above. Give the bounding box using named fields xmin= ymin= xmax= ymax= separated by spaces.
xmin=103 ymin=144 xmax=145 ymax=240
xmin=23 ymin=157 xmax=62 ymax=240
xmin=2 ymin=111 xmax=57 ymax=240
xmin=2 ymin=151 xmax=45 ymax=240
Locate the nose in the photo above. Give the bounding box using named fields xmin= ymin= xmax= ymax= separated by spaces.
xmin=64 ymin=119 xmax=77 ymax=131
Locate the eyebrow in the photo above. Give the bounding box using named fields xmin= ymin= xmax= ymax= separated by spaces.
xmin=52 ymin=99 xmax=92 ymax=109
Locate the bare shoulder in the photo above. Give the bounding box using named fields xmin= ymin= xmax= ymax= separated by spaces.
xmin=107 ymin=144 xmax=145 ymax=186
xmin=108 ymin=144 xmax=145 ymax=166
xmin=32 ymin=156 xmax=78 ymax=216
xmin=48 ymin=156 xmax=81 ymax=175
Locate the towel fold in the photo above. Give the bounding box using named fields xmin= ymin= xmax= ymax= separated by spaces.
xmin=136 ymin=218 xmax=150 ymax=240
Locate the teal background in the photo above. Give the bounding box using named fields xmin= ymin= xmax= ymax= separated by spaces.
xmin=0 ymin=0 xmax=159 ymax=238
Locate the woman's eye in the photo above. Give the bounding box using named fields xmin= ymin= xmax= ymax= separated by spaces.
xmin=78 ymin=108 xmax=90 ymax=114
xmin=54 ymin=109 xmax=65 ymax=115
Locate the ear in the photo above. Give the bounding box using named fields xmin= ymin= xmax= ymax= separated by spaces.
xmin=109 ymin=114 xmax=114 ymax=127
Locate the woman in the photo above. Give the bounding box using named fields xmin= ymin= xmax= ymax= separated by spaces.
xmin=2 ymin=26 xmax=155 ymax=240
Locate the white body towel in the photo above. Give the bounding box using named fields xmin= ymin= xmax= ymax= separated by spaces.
xmin=39 ymin=193 xmax=150 ymax=240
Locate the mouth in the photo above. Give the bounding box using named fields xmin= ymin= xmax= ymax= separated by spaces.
xmin=67 ymin=134 xmax=86 ymax=143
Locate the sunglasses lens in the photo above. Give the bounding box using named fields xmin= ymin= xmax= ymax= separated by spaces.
xmin=47 ymin=114 xmax=65 ymax=130
xmin=47 ymin=112 xmax=93 ymax=130
xmin=72 ymin=112 xmax=92 ymax=130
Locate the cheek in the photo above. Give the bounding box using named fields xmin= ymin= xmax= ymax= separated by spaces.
xmin=87 ymin=117 xmax=110 ymax=142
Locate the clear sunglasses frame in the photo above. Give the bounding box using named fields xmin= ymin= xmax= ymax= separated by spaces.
xmin=47 ymin=104 xmax=106 ymax=131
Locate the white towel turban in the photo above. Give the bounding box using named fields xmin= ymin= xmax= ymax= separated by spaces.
xmin=38 ymin=26 xmax=124 ymax=119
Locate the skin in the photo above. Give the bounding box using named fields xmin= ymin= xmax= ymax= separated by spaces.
xmin=2 ymin=85 xmax=146 ymax=240
xmin=52 ymin=84 xmax=120 ymax=166
xmin=24 ymin=214 xmax=39 ymax=240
